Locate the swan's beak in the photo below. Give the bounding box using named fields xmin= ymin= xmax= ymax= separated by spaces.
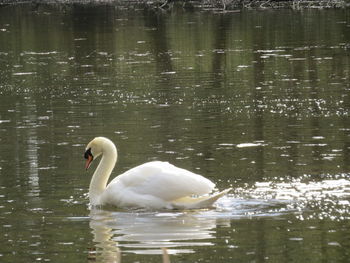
xmin=85 ymin=155 xmax=93 ymax=170
xmin=84 ymin=148 xmax=94 ymax=170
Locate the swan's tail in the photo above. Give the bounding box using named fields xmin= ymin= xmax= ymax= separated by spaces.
xmin=171 ymin=188 xmax=232 ymax=209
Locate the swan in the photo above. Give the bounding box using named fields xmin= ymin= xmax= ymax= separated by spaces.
xmin=84 ymin=137 xmax=231 ymax=209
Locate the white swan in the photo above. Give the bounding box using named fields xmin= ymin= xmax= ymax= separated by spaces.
xmin=84 ymin=137 xmax=231 ymax=209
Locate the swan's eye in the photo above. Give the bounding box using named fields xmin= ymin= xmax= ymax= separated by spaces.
xmin=84 ymin=148 xmax=93 ymax=159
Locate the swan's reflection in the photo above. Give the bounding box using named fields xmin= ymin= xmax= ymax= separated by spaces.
xmin=89 ymin=208 xmax=217 ymax=260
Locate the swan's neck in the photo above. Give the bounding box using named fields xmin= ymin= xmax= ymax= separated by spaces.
xmin=89 ymin=143 xmax=117 ymax=205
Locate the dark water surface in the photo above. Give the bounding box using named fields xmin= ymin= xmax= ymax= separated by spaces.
xmin=0 ymin=3 xmax=349 ymax=262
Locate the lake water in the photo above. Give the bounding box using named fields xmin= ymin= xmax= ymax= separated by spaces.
xmin=0 ymin=3 xmax=349 ymax=262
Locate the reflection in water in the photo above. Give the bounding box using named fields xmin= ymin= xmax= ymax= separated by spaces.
xmin=89 ymin=210 xmax=122 ymax=262
xmin=16 ymin=96 xmax=42 ymax=200
xmin=89 ymin=208 xmax=217 ymax=259
xmin=25 ymin=101 xmax=40 ymax=197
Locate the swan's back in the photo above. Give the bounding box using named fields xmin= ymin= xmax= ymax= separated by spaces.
xmin=104 ymin=161 xmax=215 ymax=207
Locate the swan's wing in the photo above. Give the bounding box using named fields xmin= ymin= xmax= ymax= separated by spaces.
xmin=172 ymin=188 xmax=232 ymax=209
xmin=109 ymin=161 xmax=215 ymax=201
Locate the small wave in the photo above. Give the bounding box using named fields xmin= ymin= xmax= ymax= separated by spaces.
xmin=224 ymin=174 xmax=350 ymax=220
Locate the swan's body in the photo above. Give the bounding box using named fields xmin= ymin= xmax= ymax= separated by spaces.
xmin=84 ymin=137 xmax=231 ymax=209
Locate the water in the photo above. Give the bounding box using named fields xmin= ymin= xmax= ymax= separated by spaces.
xmin=0 ymin=3 xmax=349 ymax=262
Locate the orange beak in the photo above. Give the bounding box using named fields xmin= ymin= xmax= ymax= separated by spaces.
xmin=85 ymin=155 xmax=93 ymax=170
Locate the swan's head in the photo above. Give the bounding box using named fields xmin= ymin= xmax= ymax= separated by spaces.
xmin=84 ymin=137 xmax=116 ymax=170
